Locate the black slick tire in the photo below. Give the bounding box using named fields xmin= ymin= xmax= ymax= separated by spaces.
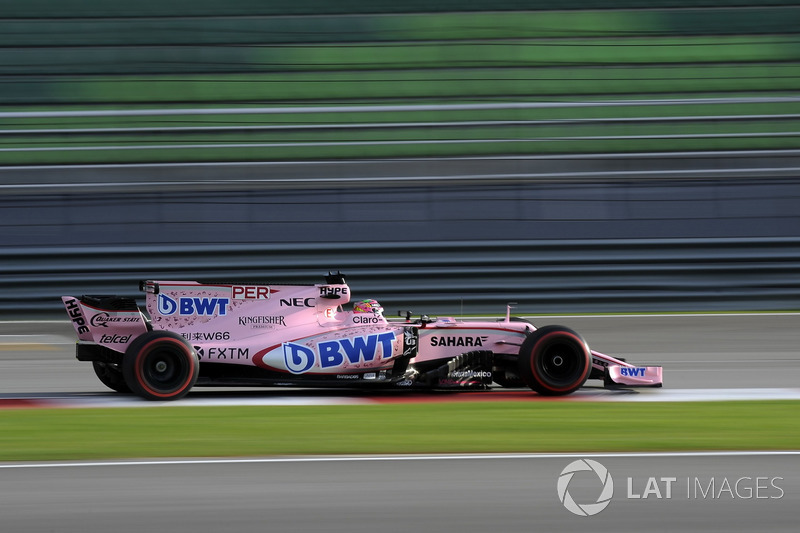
xmin=517 ymin=325 xmax=591 ymax=396
xmin=122 ymin=331 xmax=199 ymax=401
xmin=92 ymin=361 xmax=132 ymax=393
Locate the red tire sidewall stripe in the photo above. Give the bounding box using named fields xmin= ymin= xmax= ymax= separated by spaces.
xmin=529 ymin=331 xmax=590 ymax=393
xmin=134 ymin=338 xmax=195 ymax=399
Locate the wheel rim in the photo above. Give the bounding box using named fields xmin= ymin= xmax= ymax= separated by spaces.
xmin=141 ymin=346 xmax=190 ymax=392
xmin=537 ymin=341 xmax=583 ymax=386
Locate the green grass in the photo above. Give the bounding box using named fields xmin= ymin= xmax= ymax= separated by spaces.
xmin=1 ymin=400 xmax=798 ymax=462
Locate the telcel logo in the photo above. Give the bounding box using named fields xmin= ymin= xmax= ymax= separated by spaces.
xmin=158 ymin=294 xmax=230 ymax=316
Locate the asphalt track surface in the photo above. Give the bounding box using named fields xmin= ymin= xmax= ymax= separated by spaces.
xmin=1 ymin=453 xmax=798 ymax=533
xmin=1 ymin=315 xmax=799 ymax=532
xmin=2 ymin=313 xmax=798 ymax=396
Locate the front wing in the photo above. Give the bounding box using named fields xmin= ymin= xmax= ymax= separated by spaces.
xmin=592 ymin=349 xmax=663 ymax=388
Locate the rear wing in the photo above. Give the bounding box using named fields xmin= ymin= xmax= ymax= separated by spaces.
xmin=62 ymin=296 xmax=149 ymax=352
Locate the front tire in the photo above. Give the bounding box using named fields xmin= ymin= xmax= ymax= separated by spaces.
xmin=122 ymin=331 xmax=199 ymax=401
xmin=517 ymin=325 xmax=591 ymax=396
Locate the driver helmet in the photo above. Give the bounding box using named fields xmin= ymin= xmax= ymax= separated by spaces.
xmin=353 ymin=299 xmax=384 ymax=316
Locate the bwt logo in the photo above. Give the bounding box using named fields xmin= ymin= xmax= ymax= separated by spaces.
xmin=557 ymin=459 xmax=614 ymax=517
xmin=620 ymin=367 xmax=647 ymax=377
xmin=283 ymin=332 xmax=396 ymax=374
xmin=158 ymin=294 xmax=230 ymax=316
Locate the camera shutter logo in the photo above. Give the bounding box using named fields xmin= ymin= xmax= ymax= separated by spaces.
xmin=557 ymin=459 xmax=614 ymax=516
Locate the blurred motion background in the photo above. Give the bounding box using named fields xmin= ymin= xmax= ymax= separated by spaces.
xmin=2 ymin=0 xmax=800 ymax=316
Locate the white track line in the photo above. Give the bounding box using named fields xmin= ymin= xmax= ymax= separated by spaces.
xmin=572 ymin=388 xmax=800 ymax=402
xmin=1 ymin=388 xmax=799 ymax=409
xmin=4 ymin=97 xmax=800 ymax=118
xmin=2 ymin=451 xmax=800 ymax=469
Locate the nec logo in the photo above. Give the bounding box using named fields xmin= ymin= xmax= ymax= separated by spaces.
xmin=620 ymin=367 xmax=647 ymax=377
xmin=280 ymin=297 xmax=315 ymax=308
xmin=158 ymin=294 xmax=230 ymax=316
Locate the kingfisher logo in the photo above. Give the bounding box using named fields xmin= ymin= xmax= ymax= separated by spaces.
xmin=283 ymin=332 xmax=396 ymax=374
xmin=557 ymin=459 xmax=614 ymax=517
xmin=158 ymin=294 xmax=230 ymax=316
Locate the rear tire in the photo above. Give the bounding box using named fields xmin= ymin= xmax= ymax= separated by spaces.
xmin=92 ymin=361 xmax=131 ymax=393
xmin=122 ymin=331 xmax=199 ymax=401
xmin=517 ymin=325 xmax=591 ymax=396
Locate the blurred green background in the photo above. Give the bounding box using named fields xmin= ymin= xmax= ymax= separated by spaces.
xmin=2 ymin=1 xmax=800 ymax=164
xmin=2 ymin=1 xmax=800 ymax=315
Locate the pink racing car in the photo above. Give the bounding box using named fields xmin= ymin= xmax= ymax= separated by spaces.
xmin=61 ymin=273 xmax=662 ymax=400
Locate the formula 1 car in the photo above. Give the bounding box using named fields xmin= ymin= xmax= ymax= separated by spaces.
xmin=61 ymin=273 xmax=662 ymax=400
